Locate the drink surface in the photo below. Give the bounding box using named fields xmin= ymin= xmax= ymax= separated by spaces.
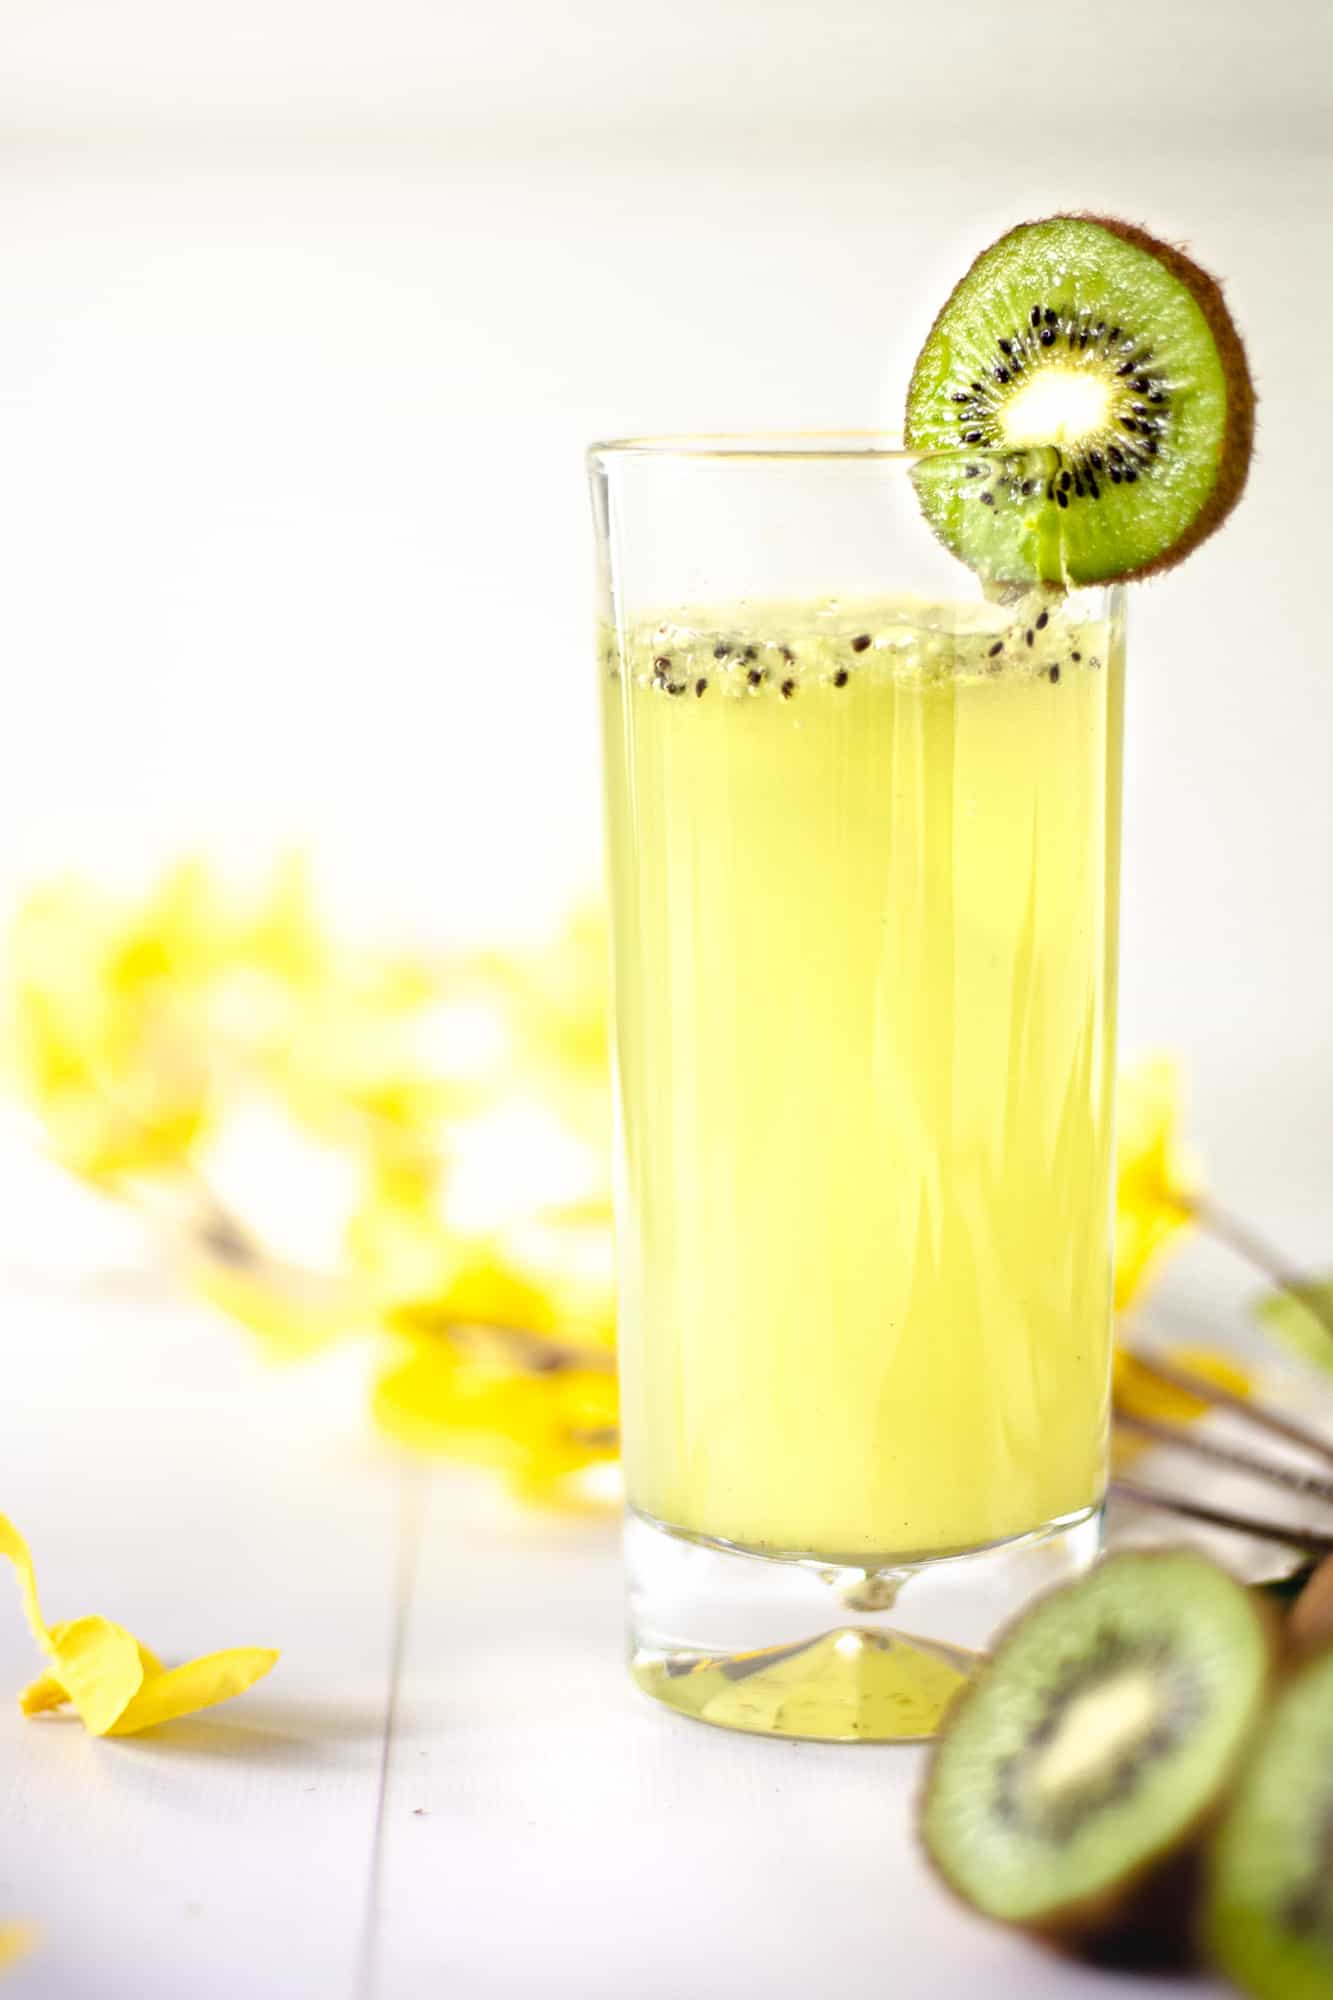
xmin=602 ymin=594 xmax=1122 ymax=1562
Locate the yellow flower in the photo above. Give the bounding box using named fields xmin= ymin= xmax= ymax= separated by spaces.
xmin=6 ymin=875 xmax=213 ymax=1183
xmin=0 ymin=1515 xmax=277 ymax=1736
xmin=4 ymin=854 xmax=454 ymax=1192
xmin=1113 ymin=1342 xmax=1252 ymax=1425
xmin=5 ymin=866 xmax=629 ymax=1502
xmin=373 ymin=1334 xmax=619 ymax=1509
xmin=190 ymin=1242 xmax=366 ymax=1362
xmin=1115 ymin=1056 xmax=1200 ymax=1313
xmin=369 ymin=1195 xmax=619 ymax=1505
xmin=345 ymin=1152 xmax=457 ymax=1306
xmin=241 ymin=851 xmax=328 ymax=988
xmin=1111 ymin=1339 xmax=1254 ymax=1471
xmin=0 ymin=1926 xmax=34 ymax=1973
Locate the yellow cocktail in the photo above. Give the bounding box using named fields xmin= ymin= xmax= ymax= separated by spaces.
xmin=603 ymin=594 xmax=1121 ymax=1563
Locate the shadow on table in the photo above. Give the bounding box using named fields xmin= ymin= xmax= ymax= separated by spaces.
xmin=110 ymin=1694 xmax=393 ymax=1765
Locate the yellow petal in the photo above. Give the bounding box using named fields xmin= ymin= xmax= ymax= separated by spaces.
xmin=5 ymin=869 xmax=216 ymax=1187
xmin=42 ymin=1616 xmax=146 ymax=1735
xmin=346 ymin=1157 xmax=458 ymax=1307
xmin=442 ymin=1245 xmax=564 ymax=1338
xmin=1114 ymin=1055 xmax=1199 ymax=1312
xmin=246 ymin=853 xmax=325 ymax=986
xmin=0 ymin=1923 xmax=35 ymax=1972
xmin=1114 ymin=1343 xmax=1252 ymax=1425
xmin=107 ymin=1647 xmax=279 ymax=1735
xmin=499 ymin=1218 xmax=616 ymax=1355
xmin=373 ymin=1337 xmax=619 ymax=1507
xmin=17 ymin=1672 xmax=69 ymax=1718
xmin=1112 ymin=1342 xmax=1253 ymax=1470
xmin=507 ymin=1441 xmax=620 ymax=1514
xmin=384 ymin=1235 xmax=568 ymax=1341
xmin=3 ymin=1514 xmax=276 ymax=1736
xmin=112 ymin=856 xmax=228 ymax=990
xmin=190 ymin=1248 xmax=361 ymax=1361
xmin=0 ymin=1515 xmax=51 ymax=1649
xmin=372 ymin=1343 xmax=533 ymax=1470
xmin=1114 ymin=1200 xmax=1191 ymax=1313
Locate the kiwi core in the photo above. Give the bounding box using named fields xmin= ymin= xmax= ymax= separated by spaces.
xmin=1000 ymin=366 xmax=1113 ymax=448
xmin=1034 ymin=1671 xmax=1161 ymax=1801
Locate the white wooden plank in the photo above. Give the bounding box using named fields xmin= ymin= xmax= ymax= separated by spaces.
xmin=374 ymin=1482 xmax=1231 ymax=2000
xmin=0 ymin=1280 xmax=407 ymax=2000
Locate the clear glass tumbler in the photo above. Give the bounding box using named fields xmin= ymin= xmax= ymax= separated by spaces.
xmin=590 ymin=436 xmax=1124 ymax=1740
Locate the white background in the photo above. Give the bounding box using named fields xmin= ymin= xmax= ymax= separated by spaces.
xmin=0 ymin=4 xmax=1330 ymax=1996
xmin=0 ymin=0 xmax=1329 ymax=1223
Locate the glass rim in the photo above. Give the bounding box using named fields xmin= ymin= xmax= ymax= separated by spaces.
xmin=588 ymin=430 xmax=933 ymax=465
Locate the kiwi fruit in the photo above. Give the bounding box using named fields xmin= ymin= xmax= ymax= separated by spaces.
xmin=904 ymin=214 xmax=1255 ymax=586
xmin=1205 ymin=1645 xmax=1333 ymax=2000
xmin=920 ymin=1550 xmax=1274 ymax=1965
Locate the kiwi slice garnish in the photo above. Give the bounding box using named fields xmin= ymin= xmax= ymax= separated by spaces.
xmin=921 ymin=1550 xmax=1274 ymax=1963
xmin=904 ymin=214 xmax=1255 ymax=586
xmin=1206 ymin=1646 xmax=1333 ymax=2000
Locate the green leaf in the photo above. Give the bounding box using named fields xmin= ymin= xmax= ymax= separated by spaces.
xmin=1254 ymin=1278 xmax=1333 ymax=1377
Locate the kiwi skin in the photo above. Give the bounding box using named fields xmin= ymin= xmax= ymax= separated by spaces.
xmin=1287 ymin=1555 xmax=1333 ymax=1664
xmin=907 ymin=212 xmax=1256 ymax=583
xmin=919 ymin=1555 xmax=1279 ymax=1970
xmin=1203 ymin=1639 xmax=1333 ymax=2000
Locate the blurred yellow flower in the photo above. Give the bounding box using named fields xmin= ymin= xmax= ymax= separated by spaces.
xmin=0 ymin=1927 xmax=33 ymax=1974
xmin=371 ymin=1195 xmax=618 ymax=1506
xmin=374 ymin=1331 xmax=619 ymax=1509
xmin=1115 ymin=1055 xmax=1200 ymax=1313
xmin=20 ymin=859 xmax=1278 ymax=1512
xmin=1110 ymin=1340 xmax=1253 ymax=1469
xmin=4 ymin=855 xmax=456 ymax=1195
xmin=6 ymin=870 xmax=214 ymax=1184
xmin=0 ymin=1515 xmax=277 ymax=1737
xmin=1110 ymin=1062 xmax=1241 ymax=1450
xmin=190 ymin=1242 xmax=367 ymax=1362
xmin=1112 ymin=1342 xmax=1252 ymax=1425
xmin=5 ymin=858 xmax=621 ymax=1497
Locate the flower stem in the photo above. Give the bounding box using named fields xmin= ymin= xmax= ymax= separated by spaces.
xmin=1117 ymin=1343 xmax=1333 ymax=1468
xmin=1191 ymin=1195 xmax=1333 ymax=1344
xmin=1112 ymin=1478 xmax=1333 ymax=1556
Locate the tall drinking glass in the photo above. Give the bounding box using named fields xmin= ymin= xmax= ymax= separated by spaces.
xmin=590 ymin=437 xmax=1124 ymax=1741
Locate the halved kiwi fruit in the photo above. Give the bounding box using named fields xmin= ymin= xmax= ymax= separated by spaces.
xmin=904 ymin=214 xmax=1255 ymax=586
xmin=1206 ymin=1646 xmax=1333 ymax=2000
xmin=920 ymin=1550 xmax=1274 ymax=1964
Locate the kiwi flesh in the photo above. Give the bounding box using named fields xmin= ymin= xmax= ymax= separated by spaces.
xmin=904 ymin=214 xmax=1255 ymax=587
xmin=1206 ymin=1646 xmax=1333 ymax=2000
xmin=920 ymin=1550 xmax=1274 ymax=1964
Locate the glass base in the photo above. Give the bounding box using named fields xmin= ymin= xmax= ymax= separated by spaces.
xmin=626 ymin=1503 xmax=1104 ymax=1742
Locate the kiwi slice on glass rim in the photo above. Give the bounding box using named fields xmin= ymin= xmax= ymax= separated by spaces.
xmin=1205 ymin=1646 xmax=1333 ymax=2000
xmin=920 ymin=1550 xmax=1274 ymax=1965
xmin=904 ymin=215 xmax=1255 ymax=586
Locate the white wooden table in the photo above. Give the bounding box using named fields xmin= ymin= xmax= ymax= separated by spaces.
xmin=0 ymin=1157 xmax=1244 ymax=2000
xmin=0 ymin=5 xmax=1326 ymax=1991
